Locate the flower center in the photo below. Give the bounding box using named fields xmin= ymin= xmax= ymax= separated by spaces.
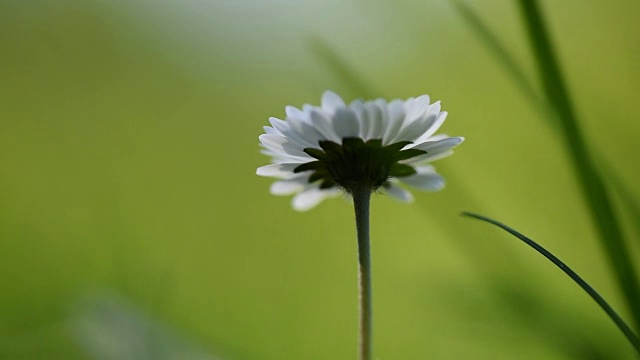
xmin=293 ymin=137 xmax=426 ymax=193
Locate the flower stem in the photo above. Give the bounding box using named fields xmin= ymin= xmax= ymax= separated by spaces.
xmin=352 ymin=186 xmax=372 ymax=360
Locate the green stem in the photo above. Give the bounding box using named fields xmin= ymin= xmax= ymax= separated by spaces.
xmin=518 ymin=0 xmax=640 ymax=332
xmin=352 ymin=186 xmax=372 ymax=360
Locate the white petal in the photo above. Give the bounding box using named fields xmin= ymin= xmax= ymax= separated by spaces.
xmin=270 ymin=178 xmax=307 ymax=195
xmin=284 ymin=106 xmax=325 ymax=147
xmin=269 ymin=117 xmax=308 ymax=148
xmin=268 ymin=117 xmax=289 ymax=135
xmin=364 ymin=102 xmax=385 ymax=140
xmin=321 ymin=91 xmax=346 ymax=112
xmin=259 ymin=134 xmax=287 ymax=154
xmin=262 ymin=151 xmax=311 ymax=164
xmin=310 ymin=110 xmax=340 ymax=142
xmin=399 ymin=167 xmax=445 ymax=191
xmin=349 ymin=99 xmax=368 ymax=139
xmin=263 ymin=126 xmax=279 ymax=135
xmin=427 ymin=101 xmax=442 ymax=119
xmin=392 ymin=116 xmax=432 ymax=143
xmin=405 ymin=95 xmax=430 ymax=123
xmin=382 ymin=100 xmax=405 ymax=145
xmin=284 ymin=143 xmax=314 ymax=158
xmin=258 ymin=91 xmax=463 ymax=211
xmin=332 ymin=107 xmax=360 ymax=138
xmin=302 ymin=104 xmax=318 ymax=114
xmin=381 ymin=182 xmax=414 ymax=202
xmin=256 ymin=163 xmax=300 ymax=177
xmin=286 ymin=116 xmax=323 ymax=147
xmin=259 ymin=133 xmax=312 ymax=159
xmin=419 ymin=133 xmax=449 ymax=142
xmin=292 ymin=188 xmax=337 ymax=211
xmin=404 ymin=150 xmax=454 ymax=164
xmin=286 ymin=106 xmax=311 ymax=123
xmin=406 ymin=137 xmax=463 ymax=164
xmin=411 ymin=137 xmax=464 ymax=153
xmin=414 ymin=110 xmax=447 ymax=144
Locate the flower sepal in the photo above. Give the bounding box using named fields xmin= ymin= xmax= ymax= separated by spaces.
xmin=294 ymin=137 xmax=426 ymax=193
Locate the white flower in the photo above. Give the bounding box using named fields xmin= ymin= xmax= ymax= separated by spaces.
xmin=257 ymin=91 xmax=464 ymax=211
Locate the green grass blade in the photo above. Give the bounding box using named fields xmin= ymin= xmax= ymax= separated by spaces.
xmin=604 ymin=163 xmax=640 ymax=246
xmin=462 ymin=211 xmax=640 ymax=355
xmin=453 ymin=1 xmax=640 ymax=245
xmin=615 ymin=187 xmax=640 ymax=244
xmin=308 ymin=37 xmax=376 ymax=99
xmin=450 ymin=1 xmax=546 ymax=111
xmin=517 ymin=0 xmax=640 ymax=331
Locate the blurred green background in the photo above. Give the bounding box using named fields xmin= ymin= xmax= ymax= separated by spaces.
xmin=1 ymin=0 xmax=639 ymax=359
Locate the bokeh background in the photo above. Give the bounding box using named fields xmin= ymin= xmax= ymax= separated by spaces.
xmin=1 ymin=0 xmax=639 ymax=359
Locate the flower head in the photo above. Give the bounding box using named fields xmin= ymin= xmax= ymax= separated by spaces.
xmin=257 ymin=91 xmax=463 ymax=211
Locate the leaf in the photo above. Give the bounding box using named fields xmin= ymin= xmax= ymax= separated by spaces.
xmin=517 ymin=0 xmax=640 ymax=331
xmin=462 ymin=211 xmax=640 ymax=355
xmin=456 ymin=0 xmax=640 ymax=254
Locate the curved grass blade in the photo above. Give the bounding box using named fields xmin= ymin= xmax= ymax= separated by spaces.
xmin=453 ymin=0 xmax=640 ymax=238
xmin=452 ymin=0 xmax=640 ymax=262
xmin=517 ymin=0 xmax=640 ymax=332
xmin=311 ymin=13 xmax=639 ymax=357
xmin=462 ymin=211 xmax=640 ymax=355
xmin=453 ymin=1 xmax=640 ymax=253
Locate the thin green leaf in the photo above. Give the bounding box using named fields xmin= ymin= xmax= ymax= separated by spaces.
xmin=462 ymin=211 xmax=640 ymax=355
xmin=518 ymin=0 xmax=640 ymax=332
xmin=453 ymin=1 xmax=640 ymax=251
xmin=603 ymin=162 xmax=640 ymax=246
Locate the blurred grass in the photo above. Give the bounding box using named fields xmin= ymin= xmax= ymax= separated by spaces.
xmin=463 ymin=212 xmax=640 ymax=354
xmin=451 ymin=0 xmax=546 ymax=112
xmin=311 ymin=16 xmax=639 ymax=359
xmin=1 ymin=0 xmax=639 ymax=359
xmin=517 ymin=0 xmax=640 ymax=331
xmin=308 ymin=37 xmax=377 ymax=99
xmin=453 ymin=0 xmax=640 ymax=332
xmin=69 ymin=291 xmax=222 ymax=360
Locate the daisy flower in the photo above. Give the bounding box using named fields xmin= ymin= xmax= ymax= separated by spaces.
xmin=256 ymin=90 xmax=463 ymax=360
xmin=256 ymin=91 xmax=463 ymax=211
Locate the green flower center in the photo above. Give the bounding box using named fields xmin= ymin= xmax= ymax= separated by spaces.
xmin=293 ymin=137 xmax=426 ymax=193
